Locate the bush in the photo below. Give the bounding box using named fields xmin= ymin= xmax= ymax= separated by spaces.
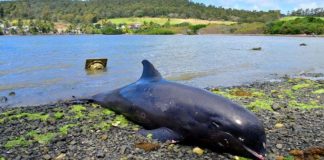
xmin=101 ymin=27 xmax=123 ymax=35
xmin=139 ymin=28 xmax=175 ymax=35
xmin=266 ymin=17 xmax=324 ymax=35
xmin=188 ymin=24 xmax=207 ymax=34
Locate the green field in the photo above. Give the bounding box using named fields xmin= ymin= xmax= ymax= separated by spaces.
xmin=98 ymin=17 xmax=236 ymax=25
xmin=280 ymin=16 xmax=324 ymax=21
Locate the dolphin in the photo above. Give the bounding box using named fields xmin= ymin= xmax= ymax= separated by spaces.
xmin=92 ymin=60 xmax=266 ymax=160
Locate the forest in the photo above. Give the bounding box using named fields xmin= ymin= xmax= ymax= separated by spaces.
xmin=1 ymin=0 xmax=324 ymax=35
xmin=0 ymin=0 xmax=281 ymax=23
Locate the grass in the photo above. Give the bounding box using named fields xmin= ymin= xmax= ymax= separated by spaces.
xmin=98 ymin=17 xmax=235 ymax=25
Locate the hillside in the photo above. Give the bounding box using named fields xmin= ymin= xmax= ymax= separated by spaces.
xmin=0 ymin=0 xmax=280 ymax=23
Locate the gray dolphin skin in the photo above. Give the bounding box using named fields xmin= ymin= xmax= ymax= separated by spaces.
xmin=92 ymin=60 xmax=266 ymax=160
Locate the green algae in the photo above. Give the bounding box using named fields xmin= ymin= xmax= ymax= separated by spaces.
xmin=69 ymin=105 xmax=87 ymax=119
xmin=102 ymin=108 xmax=115 ymax=115
xmin=4 ymin=137 xmax=31 ymax=149
xmin=292 ymin=83 xmax=311 ymax=90
xmin=111 ymin=115 xmax=128 ymax=128
xmin=248 ymin=99 xmax=273 ymax=111
xmin=313 ymin=89 xmax=324 ymax=94
xmin=288 ymin=100 xmax=324 ymax=109
xmin=6 ymin=112 xmax=50 ymax=122
xmin=283 ymin=89 xmax=295 ymax=99
xmin=94 ymin=121 xmax=111 ymax=131
xmin=283 ymin=156 xmax=294 ymax=160
xmin=26 ymin=130 xmax=57 ymax=144
xmin=34 ymin=133 xmax=57 ymax=144
xmin=71 ymin=105 xmax=86 ymax=112
xmin=54 ymin=112 xmax=64 ymax=119
xmin=59 ymin=124 xmax=78 ymax=135
xmin=147 ymin=133 xmax=153 ymax=139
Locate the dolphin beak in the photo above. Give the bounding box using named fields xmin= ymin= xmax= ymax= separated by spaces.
xmin=242 ymin=145 xmax=265 ymax=160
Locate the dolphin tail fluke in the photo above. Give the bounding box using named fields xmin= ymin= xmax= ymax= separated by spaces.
xmin=140 ymin=60 xmax=162 ymax=81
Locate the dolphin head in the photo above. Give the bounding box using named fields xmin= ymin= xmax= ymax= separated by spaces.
xmin=204 ymin=104 xmax=266 ymax=160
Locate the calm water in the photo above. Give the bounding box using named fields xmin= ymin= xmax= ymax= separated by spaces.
xmin=1 ymin=35 xmax=324 ymax=107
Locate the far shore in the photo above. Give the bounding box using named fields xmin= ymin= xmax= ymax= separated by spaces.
xmin=1 ymin=33 xmax=324 ymax=37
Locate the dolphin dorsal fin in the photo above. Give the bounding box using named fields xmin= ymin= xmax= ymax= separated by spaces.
xmin=140 ymin=60 xmax=162 ymax=81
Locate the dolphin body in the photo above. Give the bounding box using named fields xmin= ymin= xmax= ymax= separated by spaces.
xmin=92 ymin=60 xmax=266 ymax=160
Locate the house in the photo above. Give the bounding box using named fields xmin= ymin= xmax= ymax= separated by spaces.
xmin=128 ymin=23 xmax=141 ymax=30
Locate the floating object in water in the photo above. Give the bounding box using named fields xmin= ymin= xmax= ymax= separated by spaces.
xmin=251 ymin=47 xmax=262 ymax=51
xmin=85 ymin=58 xmax=107 ymax=73
xmin=91 ymin=60 xmax=266 ymax=160
xmin=300 ymin=43 xmax=307 ymax=46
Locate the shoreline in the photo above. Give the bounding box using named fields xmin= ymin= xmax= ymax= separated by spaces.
xmin=1 ymin=33 xmax=324 ymax=38
xmin=0 ymin=76 xmax=323 ymax=160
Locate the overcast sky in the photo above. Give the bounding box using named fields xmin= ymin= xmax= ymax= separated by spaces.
xmin=192 ymin=0 xmax=324 ymax=13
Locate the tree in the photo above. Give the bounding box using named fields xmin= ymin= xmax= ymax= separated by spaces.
xmin=0 ymin=7 xmax=4 ymax=18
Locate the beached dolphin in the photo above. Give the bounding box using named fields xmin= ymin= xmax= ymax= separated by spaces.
xmin=92 ymin=60 xmax=266 ymax=160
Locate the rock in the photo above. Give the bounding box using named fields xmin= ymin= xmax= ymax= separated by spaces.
xmin=276 ymin=144 xmax=283 ymax=149
xmin=275 ymin=156 xmax=284 ymax=160
xmin=192 ymin=147 xmax=204 ymax=156
xmin=43 ymin=154 xmax=51 ymax=160
xmin=96 ymin=150 xmax=105 ymax=158
xmin=0 ymin=96 xmax=8 ymax=103
xmin=275 ymin=123 xmax=284 ymax=129
xmin=55 ymin=153 xmax=66 ymax=160
xmin=135 ymin=142 xmax=160 ymax=151
xmin=271 ymin=104 xmax=281 ymax=111
xmin=100 ymin=134 xmax=108 ymax=141
xmin=8 ymin=91 xmax=16 ymax=96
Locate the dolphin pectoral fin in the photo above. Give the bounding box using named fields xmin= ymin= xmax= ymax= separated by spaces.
xmin=138 ymin=127 xmax=183 ymax=142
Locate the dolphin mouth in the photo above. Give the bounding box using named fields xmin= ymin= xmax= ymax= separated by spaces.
xmin=242 ymin=145 xmax=265 ymax=160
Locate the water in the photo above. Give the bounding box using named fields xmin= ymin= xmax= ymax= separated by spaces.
xmin=1 ymin=35 xmax=324 ymax=107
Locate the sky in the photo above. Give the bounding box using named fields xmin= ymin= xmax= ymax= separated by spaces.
xmin=192 ymin=0 xmax=324 ymax=13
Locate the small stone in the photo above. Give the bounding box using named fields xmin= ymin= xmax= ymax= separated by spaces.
xmin=43 ymin=154 xmax=51 ymax=160
xmin=96 ymin=150 xmax=105 ymax=158
xmin=276 ymin=144 xmax=283 ymax=149
xmin=275 ymin=123 xmax=284 ymax=129
xmin=275 ymin=156 xmax=284 ymax=160
xmin=192 ymin=147 xmax=204 ymax=156
xmin=271 ymin=104 xmax=281 ymax=111
xmin=101 ymin=134 xmax=108 ymax=141
xmin=55 ymin=153 xmax=66 ymax=160
xmin=135 ymin=142 xmax=160 ymax=151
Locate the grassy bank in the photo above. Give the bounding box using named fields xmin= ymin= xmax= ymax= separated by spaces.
xmin=98 ymin=17 xmax=236 ymax=25
xmin=0 ymin=77 xmax=323 ymax=160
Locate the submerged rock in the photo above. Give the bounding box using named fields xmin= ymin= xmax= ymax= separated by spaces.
xmin=0 ymin=96 xmax=8 ymax=103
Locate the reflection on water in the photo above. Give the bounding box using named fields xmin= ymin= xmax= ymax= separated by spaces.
xmin=0 ymin=64 xmax=71 ymax=76
xmin=0 ymin=35 xmax=324 ymax=107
